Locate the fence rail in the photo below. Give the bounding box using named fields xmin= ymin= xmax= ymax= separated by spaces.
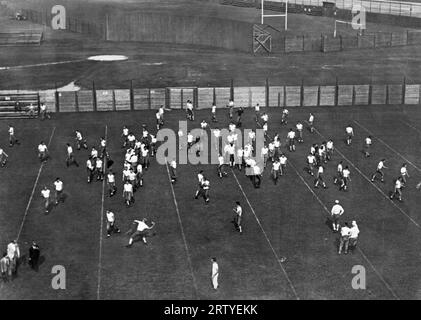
xmin=1 ymin=80 xmax=418 ymax=114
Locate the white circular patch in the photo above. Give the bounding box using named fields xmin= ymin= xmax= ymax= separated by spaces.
xmin=87 ymin=55 xmax=128 ymax=62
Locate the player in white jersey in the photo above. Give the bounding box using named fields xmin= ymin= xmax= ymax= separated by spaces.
xmin=121 ymin=126 xmax=129 ymax=148
xmin=390 ymin=177 xmax=403 ymax=202
xmin=75 ymin=130 xmax=88 ymax=150
xmin=91 ymin=147 xmax=98 ymax=160
xmin=364 ymin=136 xmax=372 ymax=157
xmin=232 ymin=201 xmax=243 ymax=233
xmin=53 ymin=178 xmax=64 ymax=205
xmin=333 ymin=160 xmax=343 ymax=185
xmin=308 ymin=113 xmax=315 ymax=133
xmin=217 ymin=155 xmax=227 ymax=178
xmin=212 ymin=128 xmax=220 ymax=151
xmin=186 ymin=99 xmax=194 ymax=121
xmin=107 ymin=170 xmax=117 ymax=197
xmin=268 ymin=142 xmax=275 ymax=162
xmin=287 ymin=129 xmax=296 ymax=152
xmin=340 ymin=166 xmax=351 ymax=191
xmin=8 ymin=125 xmax=20 ymax=147
xmin=307 ymin=153 xmax=316 ymax=176
xmin=0 ymin=148 xmax=9 ymax=167
xmin=105 ymin=210 xmax=120 ymax=237
xmin=211 ymin=103 xmax=217 ymax=122
xmin=326 ymin=139 xmax=334 ymax=161
xmin=279 ymin=154 xmax=287 ymax=175
xmin=95 ymin=157 xmax=104 ymax=181
xmin=254 ymin=103 xmax=260 ymax=122
xmin=227 ymin=99 xmax=234 ymax=119
xmin=281 ymin=108 xmax=289 ymax=125
xmin=37 ymin=141 xmax=49 ymax=162
xmin=127 ymin=132 xmax=136 ymax=149
xmin=345 ymin=125 xmax=354 ymax=145
xmin=99 ymin=137 xmax=108 ymax=159
xmin=140 ymin=147 xmax=150 ymax=170
xmin=261 ymin=145 xmax=269 ymax=168
xmin=371 ymin=159 xmax=387 ymax=183
xmin=331 ymin=200 xmax=344 ymax=232
xmin=136 ymin=163 xmax=144 ymax=188
xmin=178 ymin=128 xmax=184 ymax=151
xmin=296 ymin=122 xmax=304 ymax=143
xmin=314 ymin=165 xmax=327 ymax=189
xmin=156 ymin=110 xmax=162 ymax=130
xmin=126 ymin=218 xmax=155 ymax=247
xmin=40 ymin=186 xmax=51 ymax=214
xmin=86 ymin=157 xmax=94 ymax=183
xmin=66 ymin=143 xmax=79 ymax=167
xmin=194 ymin=170 xmax=205 ymax=197
xmin=272 ymin=158 xmax=281 ymax=184
xmin=187 ymin=131 xmax=194 ymax=150
xmin=123 ymin=180 xmax=134 ymax=207
xmin=400 ymin=163 xmax=409 ymax=185
xmin=236 ymin=148 xmax=244 ymax=171
xmin=248 ymin=130 xmax=255 ymax=145
xmin=226 ymin=143 xmax=235 ymax=167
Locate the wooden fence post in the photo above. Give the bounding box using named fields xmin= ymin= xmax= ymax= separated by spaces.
xmin=75 ymin=91 xmax=79 ymax=112
xmin=402 ymin=77 xmax=406 ymax=105
xmin=92 ymin=81 xmax=97 ymax=112
xmin=265 ymin=78 xmax=269 ymax=107
xmin=130 ymin=80 xmax=134 ymax=111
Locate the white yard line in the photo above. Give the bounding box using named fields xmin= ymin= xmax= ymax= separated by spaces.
xmin=96 ymin=125 xmax=108 ymax=300
xmin=400 ymin=119 xmax=421 ymax=136
xmin=287 ymin=160 xmax=399 ymax=300
xmin=313 ymin=127 xmax=421 ymax=229
xmin=354 ymin=120 xmax=421 ymax=173
xmin=16 ymin=126 xmax=56 ymax=241
xmin=0 ymin=59 xmax=86 ymax=71
xmin=164 ymin=159 xmax=199 ymax=299
xmin=231 ymin=169 xmax=300 ymax=300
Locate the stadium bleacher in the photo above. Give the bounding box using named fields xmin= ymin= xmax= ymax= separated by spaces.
xmin=0 ymin=93 xmax=40 ymax=118
xmin=0 ymin=32 xmax=43 ymax=46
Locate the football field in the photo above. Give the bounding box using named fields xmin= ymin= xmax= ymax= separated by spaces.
xmin=1 ymin=104 xmax=420 ymax=299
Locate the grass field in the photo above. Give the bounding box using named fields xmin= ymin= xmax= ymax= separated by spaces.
xmin=0 ymin=103 xmax=421 ymax=300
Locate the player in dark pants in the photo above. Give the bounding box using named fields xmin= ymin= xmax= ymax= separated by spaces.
xmin=232 ymin=201 xmax=243 ymax=233
xmin=28 ymin=242 xmax=40 ymax=271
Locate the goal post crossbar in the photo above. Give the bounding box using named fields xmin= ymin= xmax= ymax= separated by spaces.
xmin=261 ymin=0 xmax=288 ymax=30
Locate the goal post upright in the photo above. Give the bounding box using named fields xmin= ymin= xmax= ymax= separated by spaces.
xmin=261 ymin=0 xmax=288 ymax=30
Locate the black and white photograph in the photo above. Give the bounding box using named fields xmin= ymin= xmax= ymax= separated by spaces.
xmin=0 ymin=0 xmax=421 ymax=306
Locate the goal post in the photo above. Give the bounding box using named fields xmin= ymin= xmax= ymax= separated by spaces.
xmin=261 ymin=0 xmax=288 ymax=31
xmin=334 ymin=19 xmax=363 ymax=38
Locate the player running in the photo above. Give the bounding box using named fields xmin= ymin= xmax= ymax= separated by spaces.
xmin=75 ymin=130 xmax=88 ymax=150
xmin=371 ymin=159 xmax=388 ymax=183
xmin=364 ymin=136 xmax=372 ymax=157
xmin=345 ymin=125 xmax=354 ymax=146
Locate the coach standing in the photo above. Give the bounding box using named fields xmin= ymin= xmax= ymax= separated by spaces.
xmin=28 ymin=242 xmax=40 ymax=271
xmin=331 ymin=200 xmax=344 ymax=232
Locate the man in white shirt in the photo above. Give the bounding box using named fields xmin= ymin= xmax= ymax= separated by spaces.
xmin=272 ymin=158 xmax=281 ymax=185
xmin=217 ymin=155 xmax=227 ymax=178
xmin=340 ymin=166 xmax=351 ymax=191
xmin=7 ymin=240 xmax=20 ymax=277
xmin=338 ymin=222 xmax=351 ymax=254
xmin=227 ymin=143 xmax=235 ymax=168
xmin=349 ymin=220 xmax=360 ymax=251
xmin=233 ymin=201 xmax=243 ymax=233
xmin=326 ymin=139 xmax=334 ymax=160
xmin=211 ymin=103 xmax=217 ymax=122
xmin=212 ymin=128 xmax=220 ymax=151
xmin=281 ymin=108 xmax=289 ymax=125
xmin=126 ymin=218 xmax=155 ymax=247
xmin=86 ymin=157 xmax=94 ymax=183
xmin=121 ymin=126 xmax=129 ymax=148
xmin=136 ymin=163 xmax=144 ymax=188
xmin=41 ymin=186 xmax=51 ymax=214
xmin=227 ymin=99 xmax=234 ymax=119
xmin=211 ymin=257 xmax=219 ymax=290
xmin=53 ymin=178 xmax=64 ymax=205
xmin=371 ymin=159 xmax=387 ymax=183
xmin=254 ymin=103 xmax=260 ymax=122
xmin=95 ymin=157 xmax=104 ymax=181
xmin=296 ymin=122 xmax=304 ymax=143
xmin=334 ymin=160 xmax=343 ymax=185
xmin=390 ymin=177 xmax=403 ymax=202
xmin=123 ymin=180 xmax=134 ymax=207
xmin=66 ymin=143 xmax=79 ymax=167
xmin=331 ymin=200 xmax=344 ymax=232
xmin=314 ymin=165 xmax=327 ymax=189
xmin=287 ymin=129 xmax=296 ymax=152
xmin=307 ymin=153 xmax=316 ymax=176
xmin=364 ymin=136 xmax=372 ymax=157
xmin=9 ymin=125 xmax=20 ymax=147
xmin=38 ymin=141 xmax=48 ymax=162
xmin=261 ymin=145 xmax=268 ymax=168
xmin=279 ymin=154 xmax=287 ymax=175
xmin=75 ymin=130 xmax=88 ymax=150
xmin=253 ymin=165 xmax=261 ymax=188
xmin=400 ymin=163 xmax=409 ymax=185
xmin=107 ymin=170 xmax=117 ymax=197
xmin=105 ymin=210 xmax=120 ymax=237
xmin=308 ymin=113 xmax=314 ymax=133
xmin=345 ymin=125 xmax=354 ymax=146
xmin=186 ymin=100 xmax=194 ymax=121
